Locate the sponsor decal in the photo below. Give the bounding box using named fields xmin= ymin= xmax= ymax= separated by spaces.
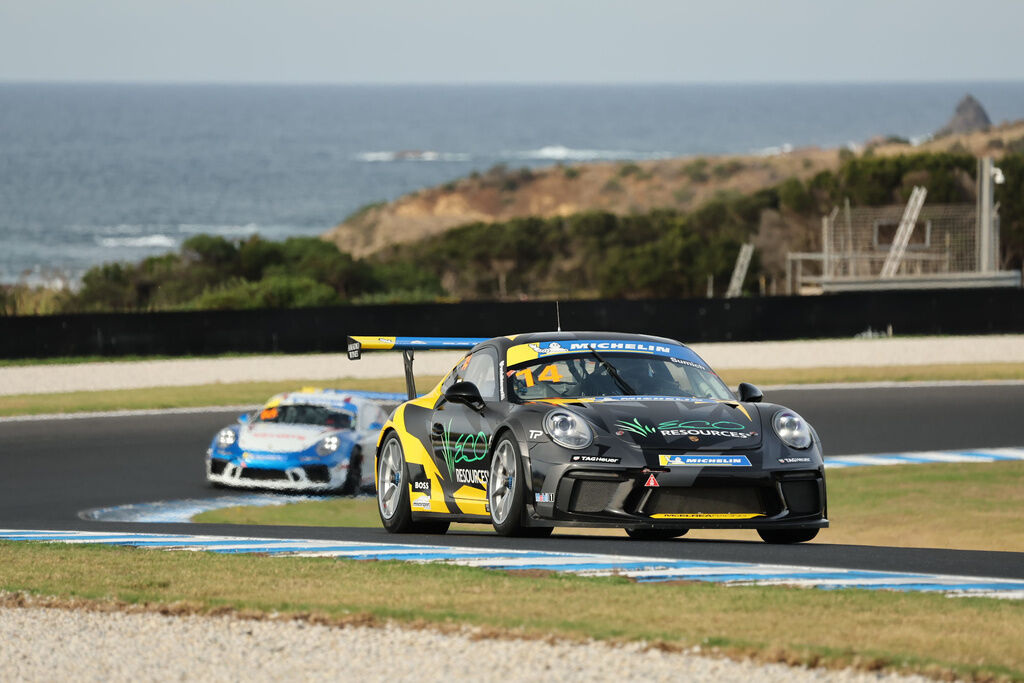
xmin=643 ymin=473 xmax=660 ymax=487
xmin=571 ymin=454 xmax=621 ymax=464
xmin=659 ymin=454 xmax=752 ymax=467
xmin=617 ymin=419 xmax=756 ymax=440
xmin=507 ymin=340 xmax=709 ymax=368
xmin=528 ymin=429 xmax=544 ymax=440
xmin=454 ymin=468 xmax=488 ymax=485
xmin=413 ymin=480 xmax=430 ymax=493
xmin=528 ymin=341 xmax=567 ymax=356
xmin=535 ymin=492 xmax=555 ymax=503
xmin=498 ymin=360 xmax=506 ymax=400
xmin=412 ymin=494 xmax=431 ymax=510
xmin=437 ymin=420 xmax=488 ymax=480
xmin=778 ymin=457 xmax=812 ymax=464
xmin=650 ymin=513 xmax=764 ymax=519
xmin=669 ymin=357 xmax=706 ymax=370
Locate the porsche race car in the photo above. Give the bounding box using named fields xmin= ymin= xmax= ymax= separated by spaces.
xmin=347 ymin=332 xmax=828 ymax=543
xmin=205 ymin=388 xmax=404 ymax=492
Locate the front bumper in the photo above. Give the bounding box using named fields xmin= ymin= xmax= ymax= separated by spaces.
xmin=206 ymin=454 xmax=349 ymax=492
xmin=527 ymin=450 xmax=828 ymax=530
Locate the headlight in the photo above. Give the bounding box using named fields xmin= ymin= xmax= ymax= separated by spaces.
xmin=216 ymin=428 xmax=236 ymax=448
xmin=316 ymin=435 xmax=341 ymax=456
xmin=773 ymin=410 xmax=812 ymax=449
xmin=543 ymin=410 xmax=593 ymax=450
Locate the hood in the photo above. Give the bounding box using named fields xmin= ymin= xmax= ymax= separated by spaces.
xmin=238 ymin=423 xmax=335 ymax=453
xmin=558 ymin=396 xmax=762 ymax=450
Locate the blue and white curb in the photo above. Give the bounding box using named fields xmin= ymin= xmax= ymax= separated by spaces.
xmin=825 ymin=446 xmax=1024 ymax=468
xmin=3 ymin=529 xmax=1022 ymax=600
xmin=80 ymin=494 xmax=332 ymax=523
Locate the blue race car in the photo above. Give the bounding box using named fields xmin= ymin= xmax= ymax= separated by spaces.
xmin=205 ymin=388 xmax=404 ymax=493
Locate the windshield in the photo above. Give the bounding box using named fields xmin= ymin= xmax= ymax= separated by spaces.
xmin=257 ymin=404 xmax=354 ymax=428
xmin=508 ymin=354 xmax=734 ymax=401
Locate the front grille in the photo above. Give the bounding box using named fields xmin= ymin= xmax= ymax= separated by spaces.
xmin=644 ymin=486 xmax=766 ymax=516
xmin=209 ymin=459 xmax=227 ymax=475
xmin=568 ymin=480 xmax=619 ymax=513
xmin=238 ymin=467 xmax=289 ymax=481
xmin=303 ymin=465 xmax=330 ymax=483
xmin=781 ymin=479 xmax=821 ymax=514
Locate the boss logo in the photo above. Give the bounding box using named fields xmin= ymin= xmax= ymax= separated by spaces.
xmin=413 ymin=481 xmax=430 ymax=491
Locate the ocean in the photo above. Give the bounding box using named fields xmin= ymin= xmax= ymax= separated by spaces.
xmin=2 ymin=82 xmax=1024 ymax=285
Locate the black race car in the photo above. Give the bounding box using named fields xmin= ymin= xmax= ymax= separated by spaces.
xmin=347 ymin=332 xmax=827 ymax=543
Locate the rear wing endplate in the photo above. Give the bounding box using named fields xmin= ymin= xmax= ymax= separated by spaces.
xmin=346 ymin=336 xmax=487 ymax=400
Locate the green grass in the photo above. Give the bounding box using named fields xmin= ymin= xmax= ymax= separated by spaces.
xmin=0 ymin=541 xmax=1021 ymax=681
xmin=1 ymin=363 xmax=1021 ymax=417
xmin=0 ymin=376 xmax=441 ymax=417
xmin=195 ymin=461 xmax=1024 ymax=553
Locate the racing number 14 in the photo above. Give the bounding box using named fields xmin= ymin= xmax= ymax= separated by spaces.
xmin=515 ymin=364 xmax=565 ymax=387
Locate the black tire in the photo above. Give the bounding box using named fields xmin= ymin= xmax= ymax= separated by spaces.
xmin=376 ymin=433 xmax=449 ymax=534
xmin=338 ymin=447 xmax=362 ymax=496
xmin=757 ymin=528 xmax=819 ymax=544
xmin=625 ymin=528 xmax=688 ymax=541
xmin=488 ymin=434 xmax=531 ymax=536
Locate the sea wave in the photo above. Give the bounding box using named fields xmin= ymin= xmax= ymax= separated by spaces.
xmin=97 ymin=235 xmax=177 ymax=249
xmin=751 ymin=143 xmax=794 ymax=157
xmin=178 ymin=223 xmax=262 ymax=236
xmin=508 ymin=145 xmax=672 ymax=161
xmin=355 ymin=151 xmax=471 ymax=162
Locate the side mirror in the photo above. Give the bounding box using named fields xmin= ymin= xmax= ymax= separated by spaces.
xmin=238 ymin=413 xmax=252 ymax=424
xmin=444 ymin=381 xmax=486 ymax=411
xmin=738 ymin=382 xmax=763 ymax=403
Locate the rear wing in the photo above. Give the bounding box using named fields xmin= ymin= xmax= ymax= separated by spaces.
xmin=346 ymin=336 xmax=488 ymax=400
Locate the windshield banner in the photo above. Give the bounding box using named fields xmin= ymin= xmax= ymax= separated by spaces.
xmin=506 ymin=339 xmax=708 ymax=368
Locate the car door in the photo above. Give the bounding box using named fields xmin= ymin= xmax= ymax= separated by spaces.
xmin=429 ymin=346 xmax=502 ymax=515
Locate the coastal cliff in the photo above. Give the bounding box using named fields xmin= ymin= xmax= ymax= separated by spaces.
xmin=323 ymin=119 xmax=1024 ymax=258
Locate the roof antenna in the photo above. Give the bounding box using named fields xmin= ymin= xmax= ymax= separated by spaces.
xmin=555 ymin=300 xmax=562 ymax=332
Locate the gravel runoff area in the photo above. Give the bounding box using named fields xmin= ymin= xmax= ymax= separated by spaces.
xmin=0 ymin=600 xmax=933 ymax=683
xmin=2 ymin=334 xmax=1023 ymax=396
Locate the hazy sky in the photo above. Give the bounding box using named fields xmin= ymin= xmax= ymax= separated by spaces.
xmin=1 ymin=0 xmax=1022 ymax=84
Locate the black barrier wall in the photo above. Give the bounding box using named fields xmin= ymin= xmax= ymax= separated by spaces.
xmin=1 ymin=288 xmax=1022 ymax=358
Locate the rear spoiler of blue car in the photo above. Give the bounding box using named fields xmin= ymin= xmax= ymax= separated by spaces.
xmin=346 ymin=336 xmax=488 ymax=400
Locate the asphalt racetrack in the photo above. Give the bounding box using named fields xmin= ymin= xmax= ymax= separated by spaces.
xmin=2 ymin=384 xmax=1023 ymax=581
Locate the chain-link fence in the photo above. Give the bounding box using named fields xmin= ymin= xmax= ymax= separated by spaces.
xmin=823 ymin=203 xmax=979 ymax=278
xmin=787 ymin=203 xmax=990 ymax=293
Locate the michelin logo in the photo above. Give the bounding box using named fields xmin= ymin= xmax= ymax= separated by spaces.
xmin=659 ymin=454 xmax=752 ymax=467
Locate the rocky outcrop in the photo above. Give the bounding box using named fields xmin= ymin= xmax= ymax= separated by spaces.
xmin=934 ymin=95 xmax=991 ymax=137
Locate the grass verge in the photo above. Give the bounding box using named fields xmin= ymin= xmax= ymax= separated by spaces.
xmin=195 ymin=461 xmax=1024 ymax=553
xmin=1 ymin=363 xmax=1022 ymax=417
xmin=0 ymin=377 xmax=441 ymax=417
xmin=0 ymin=541 xmax=1021 ymax=681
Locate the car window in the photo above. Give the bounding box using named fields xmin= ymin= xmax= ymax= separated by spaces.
xmin=463 ymin=348 xmax=499 ymax=401
xmin=509 ymin=354 xmax=733 ymax=401
xmin=441 ymin=348 xmax=499 ymax=400
xmin=257 ymin=404 xmax=354 ymax=428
